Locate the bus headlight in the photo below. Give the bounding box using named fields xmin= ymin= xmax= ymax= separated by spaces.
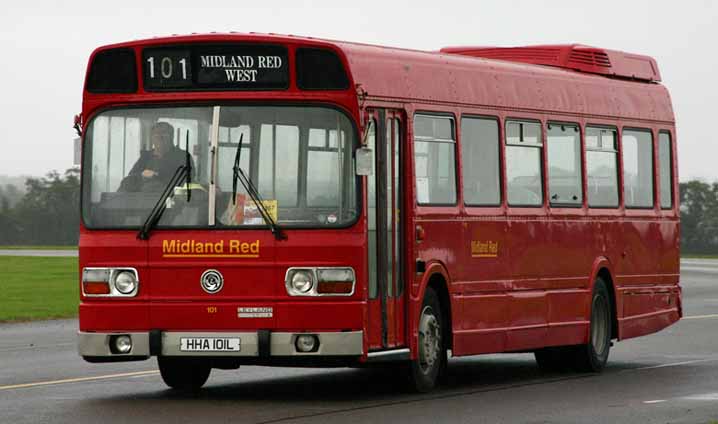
xmin=290 ymin=270 xmax=314 ymax=294
xmin=82 ymin=268 xmax=139 ymax=297
xmin=285 ymin=267 xmax=355 ymax=296
xmin=114 ymin=271 xmax=138 ymax=295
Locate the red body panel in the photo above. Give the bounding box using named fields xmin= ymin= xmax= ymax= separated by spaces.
xmin=79 ymin=33 xmax=680 ymax=363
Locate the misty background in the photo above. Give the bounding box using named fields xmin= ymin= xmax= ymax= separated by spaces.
xmin=0 ymin=1 xmax=717 ymax=249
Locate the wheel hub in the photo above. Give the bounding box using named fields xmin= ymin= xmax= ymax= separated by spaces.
xmin=418 ymin=306 xmax=441 ymax=373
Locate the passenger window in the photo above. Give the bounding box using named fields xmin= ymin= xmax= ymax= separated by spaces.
xmin=506 ymin=120 xmax=543 ymax=206
xmin=586 ymin=127 xmax=619 ymax=207
xmin=622 ymin=129 xmax=654 ymax=208
xmin=659 ymin=132 xmax=673 ymax=209
xmin=547 ymin=123 xmax=582 ymax=206
xmin=307 ymin=129 xmax=348 ymax=207
xmin=414 ymin=115 xmax=457 ymax=205
xmin=257 ymin=125 xmax=299 ymax=206
xmin=461 ymin=117 xmax=500 ymax=206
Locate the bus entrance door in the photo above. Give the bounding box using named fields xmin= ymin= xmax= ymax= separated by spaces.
xmin=366 ymin=109 xmax=406 ymax=351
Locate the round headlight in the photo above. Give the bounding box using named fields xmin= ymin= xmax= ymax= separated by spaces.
xmin=291 ymin=270 xmax=314 ymax=294
xmin=114 ymin=271 xmax=137 ymax=294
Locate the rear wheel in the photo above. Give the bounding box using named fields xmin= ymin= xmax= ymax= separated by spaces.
xmin=573 ymin=277 xmax=612 ymax=372
xmin=408 ymin=287 xmax=446 ymax=392
xmin=158 ymin=356 xmax=211 ymax=391
xmin=534 ymin=278 xmax=612 ymax=373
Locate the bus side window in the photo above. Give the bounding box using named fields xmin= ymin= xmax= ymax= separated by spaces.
xmin=413 ymin=114 xmax=457 ymax=205
xmin=506 ymin=120 xmax=543 ymax=206
xmin=658 ymin=131 xmax=673 ymax=209
xmin=586 ymin=127 xmax=619 ymax=208
xmin=622 ymin=129 xmax=654 ymax=208
xmin=461 ymin=116 xmax=500 ymax=206
xmin=547 ymin=122 xmax=582 ymax=206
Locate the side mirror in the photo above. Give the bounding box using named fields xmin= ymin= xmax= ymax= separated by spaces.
xmin=355 ymin=147 xmax=373 ymax=176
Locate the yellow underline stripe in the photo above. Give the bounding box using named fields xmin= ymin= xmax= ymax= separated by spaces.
xmin=683 ymin=314 xmax=718 ymax=320
xmin=162 ymin=254 xmax=259 ymax=258
xmin=0 ymin=370 xmax=159 ymax=391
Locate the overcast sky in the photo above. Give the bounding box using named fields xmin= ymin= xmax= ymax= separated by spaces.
xmin=1 ymin=0 xmax=716 ymax=181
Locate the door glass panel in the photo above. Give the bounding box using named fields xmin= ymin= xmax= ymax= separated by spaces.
xmin=367 ymin=119 xmax=377 ymax=299
xmin=394 ymin=120 xmax=402 ymax=296
xmin=386 ymin=119 xmax=394 ymax=297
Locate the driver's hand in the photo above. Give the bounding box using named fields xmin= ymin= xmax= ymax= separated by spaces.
xmin=142 ymin=169 xmax=157 ymax=178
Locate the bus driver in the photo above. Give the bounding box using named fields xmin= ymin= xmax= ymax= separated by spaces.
xmin=120 ymin=122 xmax=192 ymax=192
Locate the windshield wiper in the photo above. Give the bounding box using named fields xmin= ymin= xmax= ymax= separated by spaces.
xmin=137 ymin=165 xmax=189 ymax=241
xmin=231 ymin=133 xmax=286 ymax=240
xmin=184 ymin=131 xmax=192 ymax=202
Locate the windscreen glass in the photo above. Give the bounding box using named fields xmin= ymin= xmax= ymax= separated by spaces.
xmin=82 ymin=106 xmax=358 ymax=229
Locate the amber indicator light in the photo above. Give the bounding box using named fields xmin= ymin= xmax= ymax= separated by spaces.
xmin=83 ymin=281 xmax=111 ymax=295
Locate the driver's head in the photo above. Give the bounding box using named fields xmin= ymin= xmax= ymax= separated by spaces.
xmin=150 ymin=122 xmax=174 ymax=157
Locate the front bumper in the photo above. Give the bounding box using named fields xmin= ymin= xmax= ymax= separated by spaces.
xmin=78 ymin=330 xmax=363 ymax=359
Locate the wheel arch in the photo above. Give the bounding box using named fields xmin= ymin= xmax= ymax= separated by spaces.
xmin=414 ymin=262 xmax=453 ymax=352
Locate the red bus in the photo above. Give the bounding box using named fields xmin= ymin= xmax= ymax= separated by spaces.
xmin=77 ymin=34 xmax=680 ymax=392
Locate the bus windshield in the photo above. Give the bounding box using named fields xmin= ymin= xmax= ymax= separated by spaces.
xmin=82 ymin=105 xmax=358 ymax=229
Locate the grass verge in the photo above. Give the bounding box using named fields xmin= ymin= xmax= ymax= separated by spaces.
xmin=682 ymin=253 xmax=718 ymax=259
xmin=0 ymin=256 xmax=78 ymax=322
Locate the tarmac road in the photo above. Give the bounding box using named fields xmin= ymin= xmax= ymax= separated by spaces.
xmin=1 ymin=260 xmax=717 ymax=423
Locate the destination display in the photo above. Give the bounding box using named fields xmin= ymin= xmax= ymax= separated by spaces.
xmin=142 ymin=45 xmax=288 ymax=91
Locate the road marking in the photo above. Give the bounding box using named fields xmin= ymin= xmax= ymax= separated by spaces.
xmin=680 ymin=266 xmax=718 ymax=273
xmin=682 ymin=314 xmax=718 ymax=320
xmin=643 ymin=400 xmax=667 ymax=404
xmin=634 ymin=358 xmax=718 ymax=370
xmin=681 ymin=393 xmax=718 ymax=401
xmin=0 ymin=370 xmax=159 ymax=391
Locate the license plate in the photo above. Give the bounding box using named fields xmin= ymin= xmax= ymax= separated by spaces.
xmin=179 ymin=337 xmax=241 ymax=352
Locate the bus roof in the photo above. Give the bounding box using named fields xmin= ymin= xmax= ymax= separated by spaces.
xmin=92 ymin=33 xmax=675 ymax=123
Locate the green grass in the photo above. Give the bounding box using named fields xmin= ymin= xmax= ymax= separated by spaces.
xmin=0 ymin=245 xmax=77 ymax=250
xmin=0 ymin=257 xmax=78 ymax=322
xmin=681 ymin=253 xmax=718 ymax=259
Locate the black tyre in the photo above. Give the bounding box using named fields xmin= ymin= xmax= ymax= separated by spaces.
xmin=408 ymin=287 xmax=446 ymax=392
xmin=573 ymin=277 xmax=612 ymax=372
xmin=158 ymin=356 xmax=211 ymax=391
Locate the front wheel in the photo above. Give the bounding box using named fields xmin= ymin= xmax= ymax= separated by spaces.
xmin=408 ymin=287 xmax=446 ymax=392
xmin=158 ymin=356 xmax=211 ymax=391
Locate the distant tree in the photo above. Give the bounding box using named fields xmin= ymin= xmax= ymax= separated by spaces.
xmin=11 ymin=168 xmax=80 ymax=245
xmin=3 ymin=184 xmax=23 ymax=207
xmin=679 ymin=181 xmax=718 ymax=253
xmin=0 ymin=195 xmax=21 ymax=244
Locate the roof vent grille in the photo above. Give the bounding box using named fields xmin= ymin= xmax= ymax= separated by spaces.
xmin=439 ymin=44 xmax=660 ymax=82
xmin=569 ymin=50 xmax=611 ymax=68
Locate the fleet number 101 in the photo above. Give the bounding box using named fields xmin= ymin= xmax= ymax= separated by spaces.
xmin=146 ymin=57 xmax=188 ymax=80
